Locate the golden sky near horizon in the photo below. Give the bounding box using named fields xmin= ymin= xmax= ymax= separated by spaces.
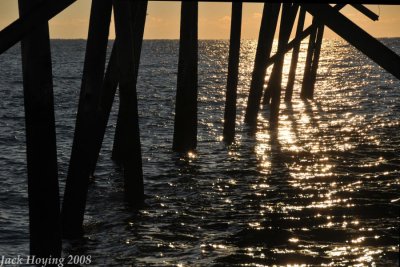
xmin=0 ymin=1 xmax=399 ymax=40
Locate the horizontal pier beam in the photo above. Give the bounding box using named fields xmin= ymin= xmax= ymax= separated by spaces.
xmin=0 ymin=0 xmax=392 ymax=57
xmin=302 ymin=3 xmax=400 ymax=80
xmin=151 ymin=1 xmax=397 ymax=4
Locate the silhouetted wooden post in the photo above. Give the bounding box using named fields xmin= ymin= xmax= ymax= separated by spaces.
xmin=262 ymin=4 xmax=345 ymax=74
xmin=88 ymin=44 xmax=119 ymax=176
xmin=111 ymin=95 xmax=123 ymax=162
xmin=285 ymin=7 xmax=305 ymax=102
xmin=112 ymin=1 xmax=148 ymax=163
xmin=18 ymin=0 xmax=61 ymax=257
xmin=300 ymin=19 xmax=317 ymax=100
xmin=62 ymin=0 xmax=112 ymax=238
xmin=223 ymin=2 xmax=242 ymax=144
xmin=266 ymin=4 xmax=298 ymax=128
xmin=307 ymin=24 xmax=324 ymax=99
xmin=244 ymin=3 xmax=280 ymax=128
xmin=173 ymin=1 xmax=198 ymax=153
xmin=264 ymin=7 xmax=297 ymax=106
xmin=113 ymin=0 xmax=144 ymax=207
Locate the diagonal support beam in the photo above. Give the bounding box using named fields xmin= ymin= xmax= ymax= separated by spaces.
xmin=0 ymin=0 xmax=76 ymax=55
xmin=351 ymin=4 xmax=379 ymax=21
xmin=266 ymin=4 xmax=345 ymax=72
xmin=302 ymin=4 xmax=400 ymax=80
xmin=267 ymin=3 xmax=299 ymax=128
xmin=244 ymin=3 xmax=280 ymax=127
xmin=61 ymin=0 xmax=112 ymax=238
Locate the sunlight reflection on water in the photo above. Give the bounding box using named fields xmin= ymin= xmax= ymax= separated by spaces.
xmin=0 ymin=38 xmax=399 ymax=266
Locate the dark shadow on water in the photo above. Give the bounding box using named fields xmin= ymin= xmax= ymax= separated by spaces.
xmin=303 ymin=100 xmax=320 ymax=130
xmin=283 ymin=102 xmax=301 ymax=144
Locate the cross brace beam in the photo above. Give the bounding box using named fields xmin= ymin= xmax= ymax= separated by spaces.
xmin=0 ymin=0 xmax=76 ymax=55
xmin=302 ymin=4 xmax=400 ymax=80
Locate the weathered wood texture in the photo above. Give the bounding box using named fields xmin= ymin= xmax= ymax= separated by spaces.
xmin=62 ymin=0 xmax=112 ymax=238
xmin=244 ymin=3 xmax=281 ymax=128
xmin=112 ymin=0 xmax=144 ymax=207
xmin=173 ymin=1 xmax=199 ymax=153
xmin=18 ymin=0 xmax=61 ymax=257
xmin=223 ymin=2 xmax=242 ymax=144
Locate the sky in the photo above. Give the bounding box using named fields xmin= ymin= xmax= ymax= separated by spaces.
xmin=0 ymin=1 xmax=400 ymax=40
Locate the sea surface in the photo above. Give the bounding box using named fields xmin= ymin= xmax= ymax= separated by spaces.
xmin=0 ymin=39 xmax=399 ymax=266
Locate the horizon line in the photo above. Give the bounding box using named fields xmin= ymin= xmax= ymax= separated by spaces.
xmin=48 ymin=37 xmax=400 ymax=41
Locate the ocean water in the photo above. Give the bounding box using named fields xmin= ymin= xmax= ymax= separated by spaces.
xmin=0 ymin=39 xmax=399 ymax=266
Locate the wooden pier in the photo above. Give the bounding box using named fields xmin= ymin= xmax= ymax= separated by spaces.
xmin=0 ymin=0 xmax=399 ymax=257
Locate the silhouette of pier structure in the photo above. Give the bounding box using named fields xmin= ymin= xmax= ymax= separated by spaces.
xmin=0 ymin=0 xmax=399 ymax=258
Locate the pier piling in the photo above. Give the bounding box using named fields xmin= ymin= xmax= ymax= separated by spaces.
xmin=112 ymin=1 xmax=148 ymax=163
xmin=88 ymin=44 xmax=119 ymax=176
xmin=301 ymin=19 xmax=317 ymax=100
xmin=1 ymin=0 xmax=400 ymax=252
xmin=61 ymin=0 xmax=112 ymax=238
xmin=263 ymin=4 xmax=345 ymax=84
xmin=112 ymin=0 xmax=144 ymax=207
xmin=308 ymin=24 xmax=325 ymax=99
xmin=300 ymin=14 xmax=324 ymax=100
xmin=285 ymin=7 xmax=305 ymax=102
xmin=244 ymin=3 xmax=280 ymax=128
xmin=265 ymin=4 xmax=298 ymax=128
xmin=223 ymin=2 xmax=242 ymax=144
xmin=19 ymin=0 xmax=62 ymax=256
xmin=173 ymin=1 xmax=198 ymax=153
